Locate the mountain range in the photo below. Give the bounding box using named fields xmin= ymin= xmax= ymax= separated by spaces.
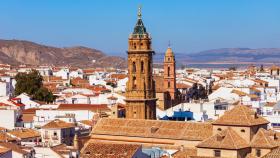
xmin=154 ymin=48 xmax=280 ymax=66
xmin=0 ymin=39 xmax=126 ymax=68
xmin=0 ymin=39 xmax=279 ymax=68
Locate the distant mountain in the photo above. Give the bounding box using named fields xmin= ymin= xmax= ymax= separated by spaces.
xmin=0 ymin=39 xmax=126 ymax=68
xmin=154 ymin=48 xmax=280 ymax=65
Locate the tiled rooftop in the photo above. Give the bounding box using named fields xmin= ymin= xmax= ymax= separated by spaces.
xmin=250 ymin=128 xmax=280 ymax=149
xmin=92 ymin=118 xmax=212 ymax=141
xmin=8 ymin=129 xmax=40 ymax=139
xmin=42 ymin=119 xmax=75 ymax=129
xmin=197 ymin=127 xmax=249 ymax=150
xmin=212 ymin=105 xmax=269 ymax=126
xmin=80 ymin=141 xmax=141 ymax=158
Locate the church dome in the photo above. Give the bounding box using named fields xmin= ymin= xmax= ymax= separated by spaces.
xmin=165 ymin=47 xmax=174 ymax=57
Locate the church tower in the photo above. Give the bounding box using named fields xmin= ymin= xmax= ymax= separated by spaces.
xmin=125 ymin=7 xmax=157 ymax=119
xmin=164 ymin=46 xmax=176 ymax=102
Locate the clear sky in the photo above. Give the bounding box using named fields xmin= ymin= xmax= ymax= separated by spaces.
xmin=0 ymin=0 xmax=280 ymax=55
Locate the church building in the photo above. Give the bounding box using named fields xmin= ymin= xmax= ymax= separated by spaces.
xmin=124 ymin=7 xmax=157 ymax=119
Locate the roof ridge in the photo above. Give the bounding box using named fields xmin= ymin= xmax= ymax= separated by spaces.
xmin=227 ymin=128 xmax=238 ymax=149
xmin=241 ymin=106 xmax=251 ymax=125
xmin=261 ymin=129 xmax=275 ymax=148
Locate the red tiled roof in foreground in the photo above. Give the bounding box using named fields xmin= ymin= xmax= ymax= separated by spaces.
xmin=80 ymin=141 xmax=141 ymax=158
xmin=197 ymin=127 xmax=249 ymax=150
xmin=92 ymin=118 xmax=213 ymax=141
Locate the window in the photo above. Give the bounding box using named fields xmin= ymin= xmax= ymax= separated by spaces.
xmin=141 ymin=61 xmax=144 ymax=73
xmin=133 ymin=77 xmax=137 ymax=89
xmin=132 ymin=62 xmax=136 ymax=73
xmin=168 ymin=82 xmax=171 ymax=88
xmin=214 ymin=150 xmax=221 ymax=157
xmin=256 ymin=149 xmax=261 ymax=157
xmin=241 ymin=129 xmax=245 ymax=133
xmin=217 ymin=128 xmax=222 ymax=131
xmin=54 ymin=132 xmax=57 ymax=136
xmin=168 ymin=67 xmax=170 ymax=77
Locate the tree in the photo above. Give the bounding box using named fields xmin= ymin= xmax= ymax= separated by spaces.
xmin=187 ymin=83 xmax=208 ymax=101
xmin=15 ymin=70 xmax=55 ymax=103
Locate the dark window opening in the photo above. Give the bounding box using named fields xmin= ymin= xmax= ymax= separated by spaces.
xmin=214 ymin=150 xmax=221 ymax=157
xmin=133 ymin=77 xmax=137 ymax=89
xmin=141 ymin=61 xmax=144 ymax=73
xmin=168 ymin=67 xmax=170 ymax=77
xmin=256 ymin=149 xmax=261 ymax=157
xmin=132 ymin=62 xmax=136 ymax=73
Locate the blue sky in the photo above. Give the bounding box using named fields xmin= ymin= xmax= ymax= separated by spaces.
xmin=0 ymin=0 xmax=280 ymax=55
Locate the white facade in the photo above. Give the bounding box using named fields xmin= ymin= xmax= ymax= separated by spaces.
xmin=0 ymin=110 xmax=17 ymax=130
xmin=16 ymin=93 xmax=40 ymax=109
xmin=34 ymin=110 xmax=95 ymax=128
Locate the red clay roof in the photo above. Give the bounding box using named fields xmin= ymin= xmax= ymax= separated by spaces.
xmin=213 ymin=105 xmax=269 ymax=126
xmin=58 ymin=104 xmax=110 ymax=112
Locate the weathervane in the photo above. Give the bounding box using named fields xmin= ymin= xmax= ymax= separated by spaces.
xmin=168 ymin=40 xmax=171 ymax=48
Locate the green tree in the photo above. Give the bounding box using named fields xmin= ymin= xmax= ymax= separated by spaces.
xmin=15 ymin=70 xmax=55 ymax=103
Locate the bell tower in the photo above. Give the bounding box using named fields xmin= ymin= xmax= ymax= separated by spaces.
xmin=125 ymin=7 xmax=157 ymax=119
xmin=164 ymin=46 xmax=177 ymax=102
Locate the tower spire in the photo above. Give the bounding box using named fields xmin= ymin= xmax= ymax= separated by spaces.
xmin=138 ymin=5 xmax=142 ymax=19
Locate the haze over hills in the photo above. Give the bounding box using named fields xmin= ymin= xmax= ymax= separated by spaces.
xmin=0 ymin=39 xmax=127 ymax=68
xmin=0 ymin=39 xmax=279 ymax=68
xmin=154 ymin=48 xmax=280 ymax=67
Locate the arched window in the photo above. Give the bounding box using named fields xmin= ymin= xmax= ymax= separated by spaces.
xmin=168 ymin=67 xmax=170 ymax=77
xmin=141 ymin=61 xmax=144 ymax=73
xmin=132 ymin=62 xmax=136 ymax=73
xmin=133 ymin=76 xmax=137 ymax=89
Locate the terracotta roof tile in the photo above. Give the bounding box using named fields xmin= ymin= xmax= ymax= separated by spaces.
xmin=58 ymin=104 xmax=110 ymax=112
xmin=0 ymin=133 xmax=17 ymax=142
xmin=42 ymin=119 xmax=75 ymax=129
xmin=80 ymin=120 xmax=95 ymax=127
xmin=8 ymin=129 xmax=40 ymax=139
xmin=263 ymin=147 xmax=280 ymax=158
xmin=92 ymin=118 xmax=212 ymax=141
xmin=0 ymin=142 xmax=28 ymax=155
xmin=80 ymin=141 xmax=141 ymax=158
xmin=0 ymin=147 xmax=11 ymax=155
xmin=197 ymin=127 xmax=249 ymax=149
xmin=250 ymin=128 xmax=280 ymax=149
xmin=212 ymin=105 xmax=269 ymax=126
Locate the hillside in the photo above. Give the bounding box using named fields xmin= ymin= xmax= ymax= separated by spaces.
xmin=154 ymin=48 xmax=280 ymax=65
xmin=0 ymin=39 xmax=126 ymax=68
